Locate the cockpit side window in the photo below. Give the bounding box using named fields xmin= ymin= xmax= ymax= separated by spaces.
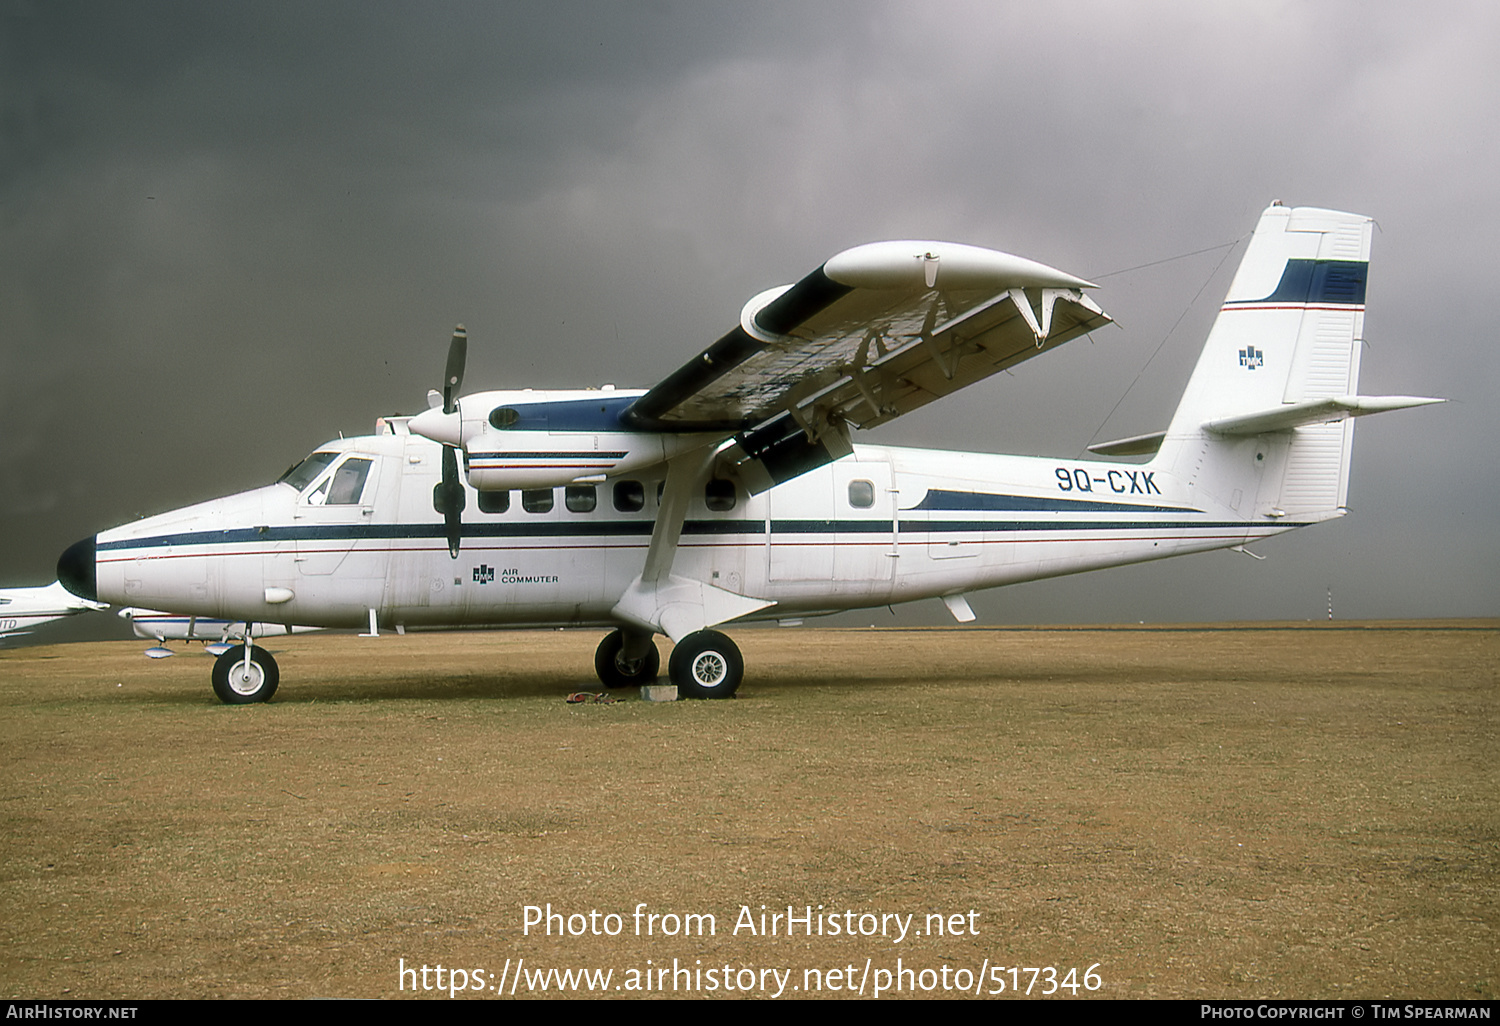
xmin=304 ymin=457 xmax=374 ymax=506
xmin=326 ymin=458 xmax=373 ymax=504
xmin=277 ymin=451 xmax=338 ymax=491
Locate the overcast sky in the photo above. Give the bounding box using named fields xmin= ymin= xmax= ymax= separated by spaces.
xmin=2 ymin=0 xmax=1495 ymax=635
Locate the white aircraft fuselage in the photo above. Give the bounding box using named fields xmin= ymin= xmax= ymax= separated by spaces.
xmin=55 ymin=204 xmax=1441 ymax=702
xmin=80 ymin=428 xmax=1288 ymax=636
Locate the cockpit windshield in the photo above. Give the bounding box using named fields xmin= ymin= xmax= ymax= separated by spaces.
xmin=276 ymin=451 xmax=338 ymax=491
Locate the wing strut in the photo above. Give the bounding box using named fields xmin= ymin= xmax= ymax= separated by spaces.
xmin=610 ymin=444 xmax=774 ymax=642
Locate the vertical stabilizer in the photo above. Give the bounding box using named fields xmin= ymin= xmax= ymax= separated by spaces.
xmin=1155 ymin=203 xmax=1373 ymax=521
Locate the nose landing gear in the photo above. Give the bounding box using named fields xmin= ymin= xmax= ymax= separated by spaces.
xmin=211 ymin=644 xmax=280 ymax=704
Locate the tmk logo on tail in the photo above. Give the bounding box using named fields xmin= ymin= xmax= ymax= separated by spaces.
xmin=1239 ymin=346 xmax=1264 ymax=370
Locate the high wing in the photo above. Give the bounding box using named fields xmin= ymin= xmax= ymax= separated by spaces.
xmin=404 ymin=238 xmax=1111 ymax=642
xmin=624 ymin=240 xmax=1111 ymax=490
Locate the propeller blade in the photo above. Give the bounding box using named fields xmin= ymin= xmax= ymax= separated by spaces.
xmin=429 ymin=324 xmax=470 ymax=557
xmin=443 ymin=325 xmax=468 ymax=415
xmin=435 ymin=443 xmax=466 ymax=559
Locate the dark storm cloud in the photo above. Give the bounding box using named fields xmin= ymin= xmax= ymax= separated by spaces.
xmin=5 ymin=1 xmax=837 ymax=199
xmin=2 ymin=0 xmax=1495 ymax=625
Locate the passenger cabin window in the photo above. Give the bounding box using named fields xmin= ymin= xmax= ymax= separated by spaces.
xmin=848 ymin=479 xmax=875 ymax=509
xmin=565 ymin=485 xmax=597 ymax=513
xmin=521 ymin=488 xmax=554 ymax=513
xmin=278 ymin=451 xmax=338 ymax=491
xmin=489 ymin=407 xmax=521 ymax=429
xmin=478 ymin=489 xmax=510 ymax=514
xmin=613 ymin=480 xmax=645 ymax=513
xmin=704 ymin=478 xmax=737 ymax=512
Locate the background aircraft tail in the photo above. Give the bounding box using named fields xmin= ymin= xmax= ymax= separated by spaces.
xmin=1142 ymin=203 xmax=1437 ymax=522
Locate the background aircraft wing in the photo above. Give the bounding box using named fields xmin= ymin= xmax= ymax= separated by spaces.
xmin=624 ymin=240 xmax=1111 ymax=489
xmin=0 ymin=581 xmax=107 ymax=643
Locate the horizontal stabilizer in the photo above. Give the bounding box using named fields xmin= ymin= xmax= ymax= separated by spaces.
xmin=1204 ymin=395 xmax=1444 ymax=436
xmin=1087 ymin=430 xmax=1166 ymax=457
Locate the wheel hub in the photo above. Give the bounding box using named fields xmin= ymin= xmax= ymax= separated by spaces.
xmin=692 ymin=651 xmax=727 ymax=687
xmin=230 ymin=664 xmax=265 ymax=695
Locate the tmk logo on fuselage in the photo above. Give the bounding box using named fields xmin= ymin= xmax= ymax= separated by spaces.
xmin=472 ymin=564 xmax=496 ymax=584
xmin=1239 ymin=346 xmax=1264 ymax=370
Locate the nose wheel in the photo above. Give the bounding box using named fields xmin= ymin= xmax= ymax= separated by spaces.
xmin=211 ymin=644 xmax=280 ymax=704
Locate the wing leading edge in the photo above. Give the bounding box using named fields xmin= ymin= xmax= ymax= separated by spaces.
xmin=624 ymin=240 xmax=1111 ymax=491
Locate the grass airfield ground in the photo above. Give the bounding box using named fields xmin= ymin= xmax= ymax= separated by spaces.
xmin=1 ymin=623 xmax=1495 ymax=1001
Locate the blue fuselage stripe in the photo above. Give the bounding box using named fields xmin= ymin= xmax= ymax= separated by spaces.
xmin=907 ymin=489 xmax=1196 ymax=514
xmin=99 ymin=516 xmax=1305 ymax=553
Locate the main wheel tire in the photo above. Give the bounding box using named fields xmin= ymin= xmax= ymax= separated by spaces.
xmin=668 ymin=630 xmax=743 ymax=699
xmin=594 ymin=629 xmax=661 ymax=688
xmin=211 ymin=644 xmax=280 ymax=704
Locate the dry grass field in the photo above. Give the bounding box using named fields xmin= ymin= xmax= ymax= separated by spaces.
xmin=1 ymin=623 xmax=1495 ymax=1000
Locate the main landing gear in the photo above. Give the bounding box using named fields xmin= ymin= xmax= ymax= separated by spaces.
xmin=594 ymin=628 xmax=661 ymax=689
xmin=669 ymin=630 xmax=744 ymax=699
xmin=211 ymin=644 xmax=280 ymax=704
xmin=593 ymin=627 xmax=743 ymax=699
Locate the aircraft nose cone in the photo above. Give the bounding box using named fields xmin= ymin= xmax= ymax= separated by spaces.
xmin=57 ymin=536 xmax=98 ymax=603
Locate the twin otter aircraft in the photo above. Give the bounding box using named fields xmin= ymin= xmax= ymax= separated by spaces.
xmin=57 ymin=203 xmax=1439 ymax=703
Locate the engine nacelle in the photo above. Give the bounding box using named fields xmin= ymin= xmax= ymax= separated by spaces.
xmin=408 ymin=388 xmax=718 ymax=491
xmin=462 ymin=427 xmax=698 ymax=490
